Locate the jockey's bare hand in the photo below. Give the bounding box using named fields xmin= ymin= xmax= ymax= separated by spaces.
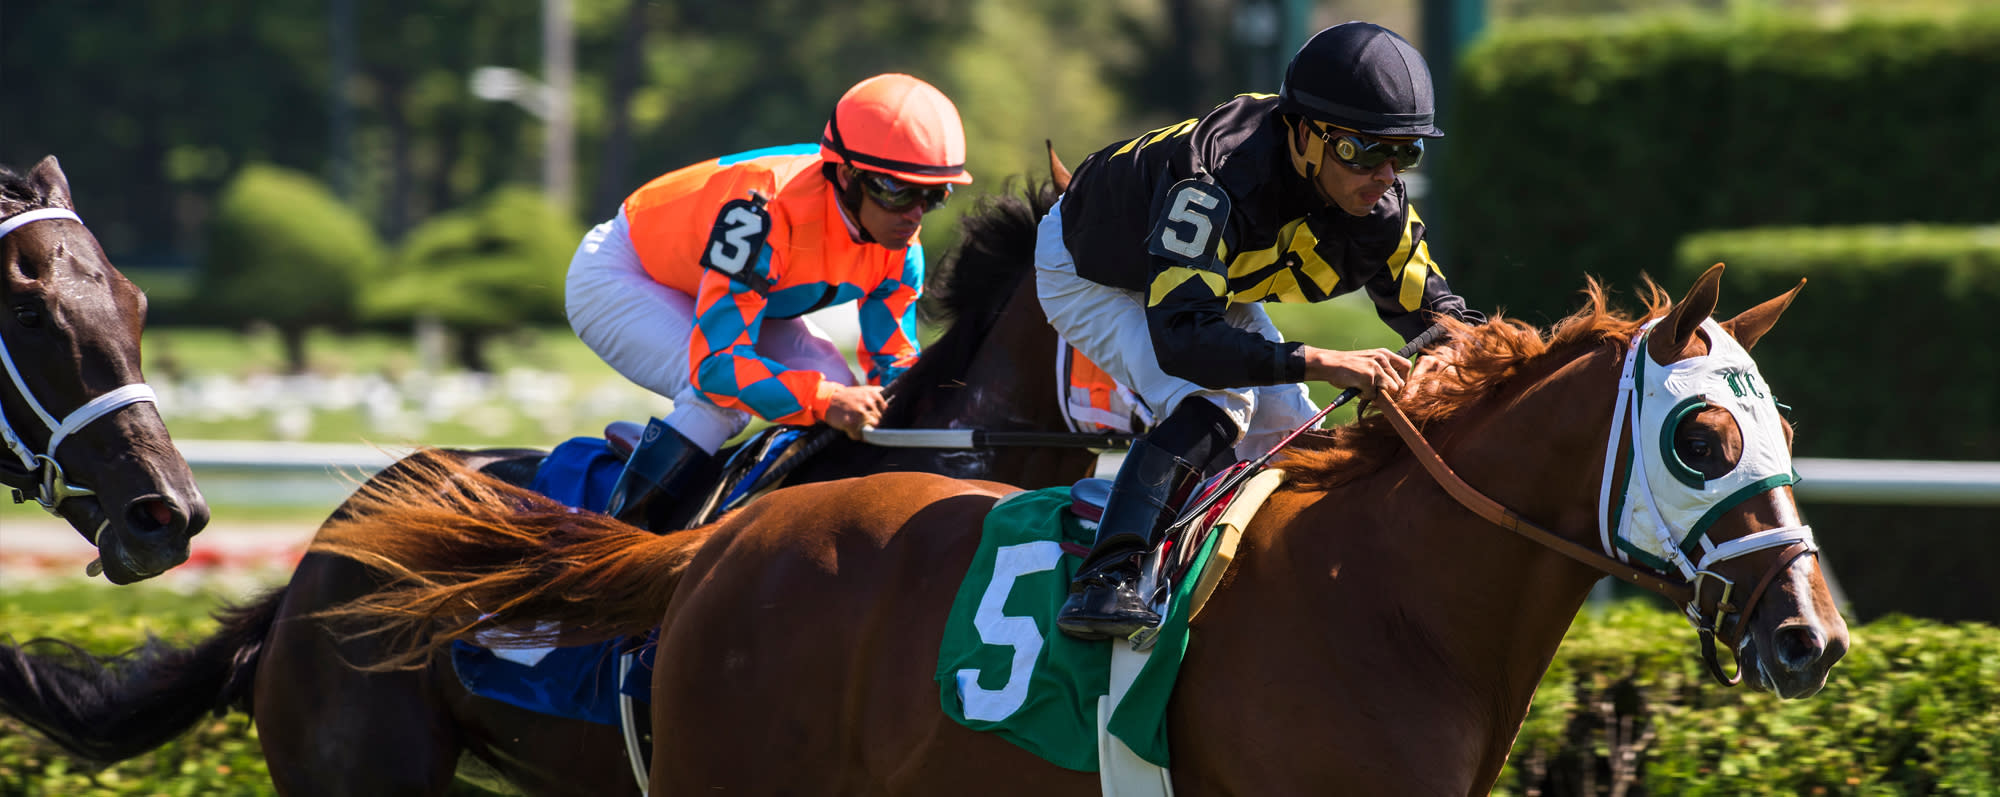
xmin=1300 ymin=345 xmax=1412 ymax=399
xmin=824 ymin=384 xmax=889 ymax=439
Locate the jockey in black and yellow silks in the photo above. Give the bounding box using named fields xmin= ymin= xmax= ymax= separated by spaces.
xmin=1036 ymin=22 xmax=1488 ymax=640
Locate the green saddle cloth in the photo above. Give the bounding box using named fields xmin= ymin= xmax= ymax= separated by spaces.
xmin=935 ymin=485 xmax=1222 ymax=771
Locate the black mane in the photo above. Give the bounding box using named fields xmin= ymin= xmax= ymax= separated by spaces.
xmin=878 ymin=179 xmax=1059 ymax=426
xmin=0 ymin=164 xmax=47 ymax=212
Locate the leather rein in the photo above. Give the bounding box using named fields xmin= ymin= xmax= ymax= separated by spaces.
xmin=1373 ymin=368 xmax=1815 ymax=687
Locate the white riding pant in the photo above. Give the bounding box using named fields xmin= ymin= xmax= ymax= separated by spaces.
xmin=1034 ymin=196 xmax=1319 ymax=462
xmin=565 ymin=209 xmax=857 ymax=454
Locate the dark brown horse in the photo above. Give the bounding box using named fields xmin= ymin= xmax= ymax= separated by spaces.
xmin=0 ymin=183 xmax=1107 ymax=795
xmin=1 ymin=156 xmax=208 ymax=583
xmin=304 ymin=264 xmax=1847 ymax=795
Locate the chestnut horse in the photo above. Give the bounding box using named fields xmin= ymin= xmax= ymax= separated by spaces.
xmin=306 ymin=264 xmax=1847 ymax=795
xmin=1 ymin=156 xmax=208 ymax=583
xmin=0 ymin=183 xmax=1109 ymax=795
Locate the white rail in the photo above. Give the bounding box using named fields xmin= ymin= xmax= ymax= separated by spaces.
xmin=1791 ymin=457 xmax=2000 ymax=506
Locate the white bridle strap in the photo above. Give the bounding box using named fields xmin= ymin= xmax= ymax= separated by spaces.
xmin=1696 ymin=524 xmax=1817 ymax=572
xmin=46 ymin=383 xmax=158 ymax=455
xmin=0 ymin=208 xmax=158 ymax=509
xmin=0 ymin=208 xmax=81 ymax=239
xmin=1596 ymin=321 xmax=1654 ymax=562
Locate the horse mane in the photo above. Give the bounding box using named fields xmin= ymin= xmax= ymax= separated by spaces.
xmin=877 ymin=178 xmax=1058 ymax=427
xmin=0 ymin=164 xmax=49 ymax=213
xmin=1280 ymin=276 xmax=1673 ymax=491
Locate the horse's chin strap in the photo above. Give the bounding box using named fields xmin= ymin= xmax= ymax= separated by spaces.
xmin=0 ymin=208 xmax=159 ymax=518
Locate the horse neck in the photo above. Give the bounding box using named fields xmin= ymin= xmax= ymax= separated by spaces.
xmin=793 ymin=278 xmax=1094 ymax=488
xmin=1234 ymin=350 xmax=1621 ymax=771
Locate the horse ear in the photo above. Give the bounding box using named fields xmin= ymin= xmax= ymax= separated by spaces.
xmin=1719 ymin=278 xmax=1804 ymax=351
xmin=28 ymin=155 xmax=74 ymax=210
xmin=1047 ymin=140 xmax=1071 ymax=194
xmin=1649 ymin=262 xmax=1725 ymax=362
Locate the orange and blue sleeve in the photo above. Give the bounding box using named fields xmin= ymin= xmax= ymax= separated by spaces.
xmin=688 ymin=266 xmax=835 ymax=426
xmin=857 ymin=242 xmax=924 ymax=386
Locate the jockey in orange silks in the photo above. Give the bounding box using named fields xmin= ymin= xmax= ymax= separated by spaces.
xmin=565 ymin=74 xmax=973 ymax=527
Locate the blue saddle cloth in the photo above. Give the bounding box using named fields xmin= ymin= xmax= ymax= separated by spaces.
xmin=525 ymin=436 xmax=626 ymax=513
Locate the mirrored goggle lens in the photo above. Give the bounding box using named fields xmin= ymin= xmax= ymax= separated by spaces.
xmin=1324 ymin=131 xmax=1424 ymax=173
xmin=860 ymin=174 xmax=951 ymax=212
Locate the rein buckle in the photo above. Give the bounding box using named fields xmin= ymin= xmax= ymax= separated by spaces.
xmin=1690 ymin=568 xmax=1740 ymax=636
xmin=30 ymin=453 xmax=94 ymax=515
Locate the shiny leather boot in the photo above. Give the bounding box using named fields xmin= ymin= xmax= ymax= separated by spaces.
xmin=1055 ymin=438 xmax=1203 ymax=640
xmin=603 ymin=418 xmax=714 ymax=532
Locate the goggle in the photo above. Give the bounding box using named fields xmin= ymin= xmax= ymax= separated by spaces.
xmin=856 ymin=171 xmax=952 ymax=213
xmin=1315 ymin=124 xmax=1424 ymax=173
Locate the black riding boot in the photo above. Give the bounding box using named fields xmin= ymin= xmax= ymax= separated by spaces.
xmin=1055 ymin=437 xmax=1204 ymax=640
xmin=603 ymin=418 xmax=714 ymax=532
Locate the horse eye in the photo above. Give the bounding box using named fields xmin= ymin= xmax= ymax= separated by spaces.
xmin=12 ymin=305 xmax=40 ymax=328
xmin=1686 ymin=438 xmax=1711 ymax=459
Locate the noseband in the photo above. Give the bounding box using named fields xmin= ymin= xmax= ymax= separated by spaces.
xmin=1377 ymin=322 xmax=1817 ymax=686
xmin=0 ymin=207 xmax=160 ymax=531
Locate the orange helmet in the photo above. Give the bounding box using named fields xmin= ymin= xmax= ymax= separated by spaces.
xmin=820 ymin=74 xmax=972 ymax=186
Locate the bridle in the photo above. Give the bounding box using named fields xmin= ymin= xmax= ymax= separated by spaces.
xmin=1376 ymin=320 xmax=1818 ymax=686
xmin=0 ymin=207 xmax=160 ymax=534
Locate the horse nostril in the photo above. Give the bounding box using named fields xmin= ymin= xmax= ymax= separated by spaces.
xmin=126 ymin=497 xmax=183 ymax=535
xmin=1774 ymin=624 xmax=1824 ymax=671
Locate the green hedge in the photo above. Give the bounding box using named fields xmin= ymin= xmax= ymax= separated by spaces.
xmin=1499 ymin=603 xmax=1999 ymax=796
xmin=1441 ymin=10 xmax=2000 ymax=327
xmin=4 ymin=589 xmax=1993 ymax=795
xmin=1674 ymin=225 xmax=2000 ymax=460
xmin=1670 ymin=225 xmax=2000 ymax=624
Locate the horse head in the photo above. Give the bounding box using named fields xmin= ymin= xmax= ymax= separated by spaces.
xmin=1 ymin=156 xmax=208 ymax=583
xmin=1628 ymin=263 xmax=1845 ymax=697
xmin=1288 ymin=264 xmax=1845 ymax=710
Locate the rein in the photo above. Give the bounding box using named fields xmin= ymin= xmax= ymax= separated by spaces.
xmin=1372 ymin=325 xmax=1817 ymax=686
xmin=0 ymin=207 xmax=160 ymax=522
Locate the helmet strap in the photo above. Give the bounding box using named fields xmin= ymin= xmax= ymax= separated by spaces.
xmin=825 ymin=163 xmax=878 ymax=245
xmin=1286 ymin=117 xmax=1336 ymax=205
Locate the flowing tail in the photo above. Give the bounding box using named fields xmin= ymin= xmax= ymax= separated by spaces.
xmin=309 ymin=448 xmax=708 ymax=671
xmin=0 ymin=591 xmax=279 ymax=763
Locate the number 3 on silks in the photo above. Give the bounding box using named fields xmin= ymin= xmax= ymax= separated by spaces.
xmin=701 ymin=193 xmax=776 ymax=293
xmin=1147 ymin=179 xmax=1231 ymax=266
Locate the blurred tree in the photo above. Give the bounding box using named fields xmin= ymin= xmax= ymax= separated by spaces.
xmin=199 ymin=164 xmax=385 ymax=372
xmin=0 ymin=0 xmax=325 ymax=261
xmin=367 ymin=187 xmax=582 ymax=371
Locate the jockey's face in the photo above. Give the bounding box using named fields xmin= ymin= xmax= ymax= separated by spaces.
xmin=1294 ymin=120 xmax=1410 ymax=217
xmin=841 ymin=168 xmax=931 ymax=250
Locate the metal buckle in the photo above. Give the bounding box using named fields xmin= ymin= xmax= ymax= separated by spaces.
xmin=30 ymin=453 xmax=94 ymax=514
xmin=1690 ymin=568 xmax=1739 ymax=635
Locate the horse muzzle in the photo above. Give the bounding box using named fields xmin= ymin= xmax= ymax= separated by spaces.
xmin=68 ymin=489 xmax=207 ymax=584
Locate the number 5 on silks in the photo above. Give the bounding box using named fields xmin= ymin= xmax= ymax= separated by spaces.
xmin=701 ymin=192 xmax=776 ymax=294
xmin=1147 ymin=179 xmax=1231 ymax=267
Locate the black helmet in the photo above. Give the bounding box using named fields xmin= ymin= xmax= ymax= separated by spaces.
xmin=1277 ymin=22 xmax=1443 ymax=139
